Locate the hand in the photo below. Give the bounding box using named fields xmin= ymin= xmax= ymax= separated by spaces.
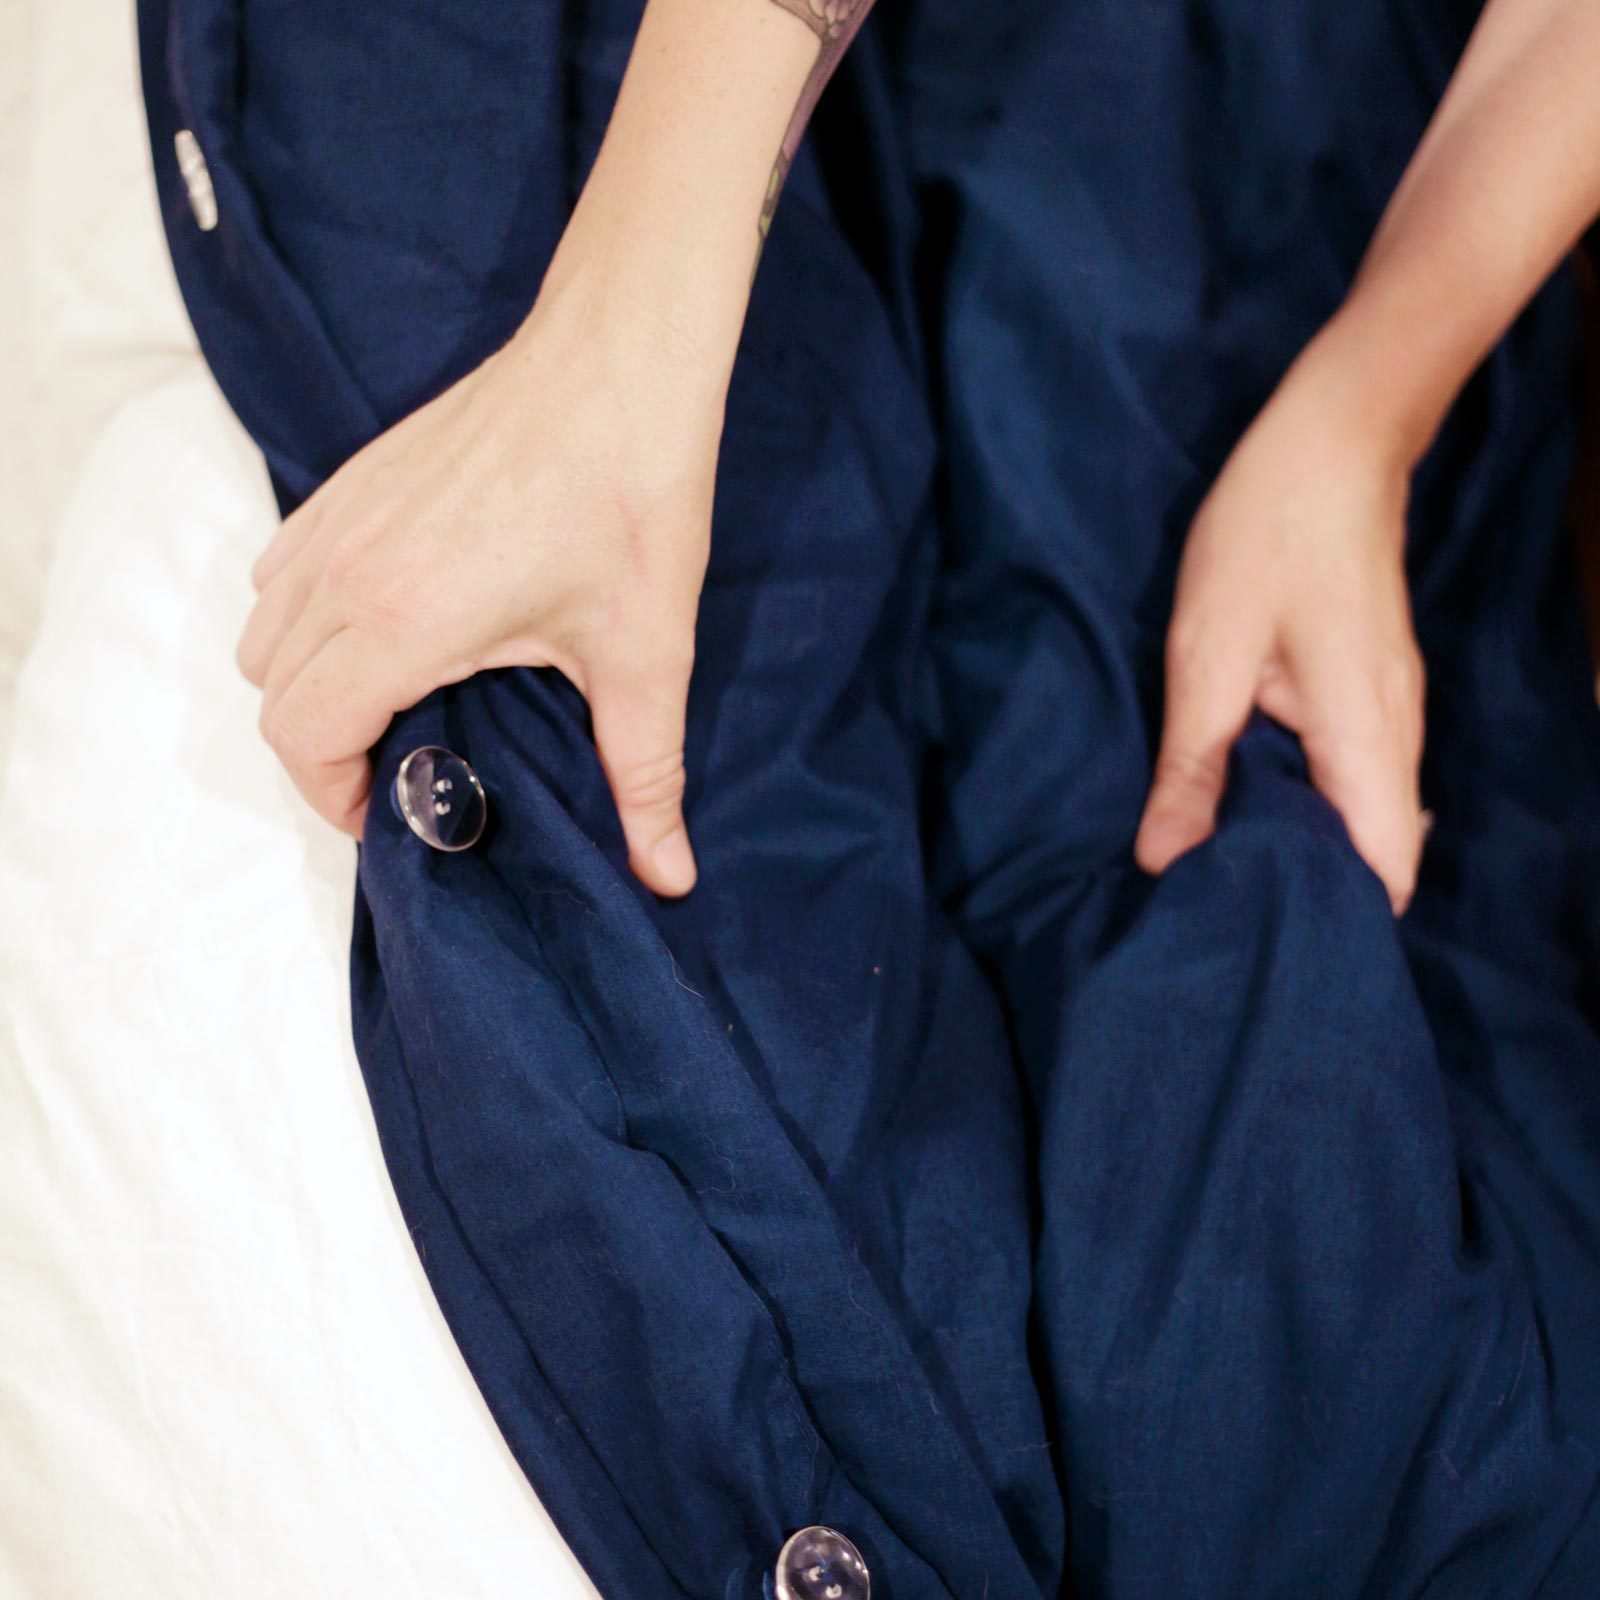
xmin=236 ymin=284 xmax=724 ymax=897
xmin=1134 ymin=336 xmax=1429 ymax=912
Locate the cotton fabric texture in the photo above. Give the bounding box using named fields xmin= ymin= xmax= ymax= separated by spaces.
xmin=139 ymin=0 xmax=1600 ymax=1594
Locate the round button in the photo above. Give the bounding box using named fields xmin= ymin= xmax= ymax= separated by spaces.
xmin=774 ymin=1526 xmax=869 ymax=1600
xmin=394 ymin=746 xmax=487 ymax=851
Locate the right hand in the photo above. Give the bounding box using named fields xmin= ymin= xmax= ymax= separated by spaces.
xmin=236 ymin=276 xmax=726 ymax=897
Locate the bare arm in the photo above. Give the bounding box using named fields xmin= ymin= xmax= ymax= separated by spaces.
xmin=549 ymin=0 xmax=878 ymax=359
xmin=1319 ymin=0 xmax=1600 ymax=461
xmin=239 ymin=0 xmax=876 ymax=894
xmin=1136 ymin=0 xmax=1600 ymax=911
xmin=758 ymin=1 xmax=877 ymax=239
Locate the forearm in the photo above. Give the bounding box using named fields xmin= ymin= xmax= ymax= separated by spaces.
xmin=528 ymin=0 xmax=876 ymax=395
xmin=1306 ymin=0 xmax=1600 ymax=466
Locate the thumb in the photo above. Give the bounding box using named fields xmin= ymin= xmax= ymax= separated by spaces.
xmin=588 ymin=647 xmax=698 ymax=897
xmin=1135 ymin=622 xmax=1260 ymax=876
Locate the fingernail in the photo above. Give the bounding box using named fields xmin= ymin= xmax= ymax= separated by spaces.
xmin=651 ymin=826 xmax=697 ymax=895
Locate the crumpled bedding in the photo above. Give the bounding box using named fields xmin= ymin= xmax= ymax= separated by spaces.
xmin=138 ymin=0 xmax=1600 ymax=1595
xmin=0 ymin=5 xmax=595 ymax=1595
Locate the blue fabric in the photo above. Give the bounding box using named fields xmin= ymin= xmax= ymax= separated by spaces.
xmin=139 ymin=0 xmax=1600 ymax=1593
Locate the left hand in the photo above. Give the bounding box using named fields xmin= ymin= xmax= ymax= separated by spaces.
xmin=234 ymin=269 xmax=727 ymax=897
xmin=1134 ymin=336 xmax=1430 ymax=913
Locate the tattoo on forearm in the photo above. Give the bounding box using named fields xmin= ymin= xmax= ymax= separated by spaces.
xmin=767 ymin=0 xmax=868 ymax=39
xmin=756 ymin=0 xmax=876 ymax=247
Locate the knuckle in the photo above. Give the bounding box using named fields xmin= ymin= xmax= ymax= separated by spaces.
xmin=345 ymin=569 xmax=425 ymax=638
xmin=1154 ymin=743 xmax=1224 ymax=795
xmin=320 ymin=533 xmax=367 ymax=598
xmin=613 ymin=750 xmax=687 ymax=815
xmin=258 ymin=702 xmax=305 ymax=763
xmin=322 ymin=533 xmax=415 ymax=626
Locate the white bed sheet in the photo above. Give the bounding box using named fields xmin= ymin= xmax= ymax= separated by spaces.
xmin=0 ymin=5 xmax=596 ymax=1596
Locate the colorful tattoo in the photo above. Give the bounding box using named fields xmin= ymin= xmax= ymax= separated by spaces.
xmin=757 ymin=0 xmax=876 ymax=245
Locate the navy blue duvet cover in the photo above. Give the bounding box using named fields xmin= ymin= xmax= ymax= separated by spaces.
xmin=140 ymin=0 xmax=1600 ymax=1593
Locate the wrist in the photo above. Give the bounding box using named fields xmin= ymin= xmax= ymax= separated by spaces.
xmin=499 ymin=291 xmax=729 ymax=468
xmin=533 ymin=172 xmax=752 ymax=384
xmin=1288 ymin=301 xmax=1457 ymax=477
xmin=519 ymin=0 xmax=818 ymax=389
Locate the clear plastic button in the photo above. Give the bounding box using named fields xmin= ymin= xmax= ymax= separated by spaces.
xmin=774 ymin=1527 xmax=870 ymax=1600
xmin=394 ymin=746 xmax=487 ymax=852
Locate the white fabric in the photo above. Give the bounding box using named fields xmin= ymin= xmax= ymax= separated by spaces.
xmin=0 ymin=5 xmax=595 ymax=1596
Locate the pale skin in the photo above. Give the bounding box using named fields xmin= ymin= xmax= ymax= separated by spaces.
xmin=1134 ymin=0 xmax=1600 ymax=912
xmin=239 ymin=0 xmax=871 ymax=896
xmin=241 ymin=0 xmax=1600 ymax=908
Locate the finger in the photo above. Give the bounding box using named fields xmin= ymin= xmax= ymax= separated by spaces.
xmin=237 ymin=542 xmax=321 ymax=686
xmin=588 ymin=646 xmax=697 ymax=897
xmin=260 ymin=580 xmax=346 ymax=719
xmin=1292 ymin=632 xmax=1425 ymax=914
xmin=261 ymin=624 xmax=437 ymax=837
xmin=251 ymin=498 xmax=324 ymax=593
xmin=1135 ymin=616 xmax=1263 ymax=876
